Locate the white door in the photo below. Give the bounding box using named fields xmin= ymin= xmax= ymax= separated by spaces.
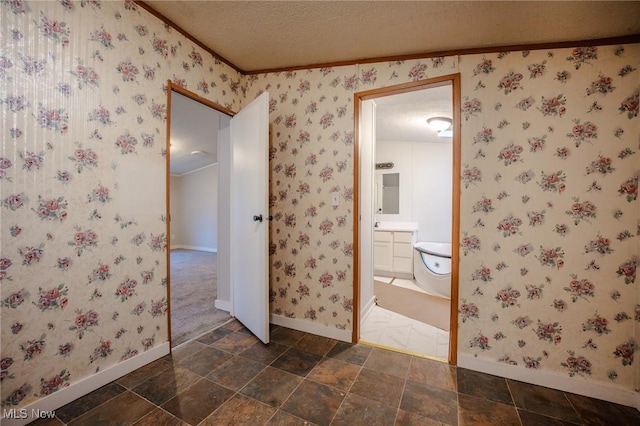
xmin=230 ymin=92 xmax=270 ymax=343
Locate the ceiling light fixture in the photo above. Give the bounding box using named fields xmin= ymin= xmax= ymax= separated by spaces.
xmin=426 ymin=117 xmax=452 ymax=132
xmin=190 ymin=150 xmax=207 ymax=155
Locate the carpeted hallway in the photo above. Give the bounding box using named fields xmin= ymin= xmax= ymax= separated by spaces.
xmin=170 ymin=249 xmax=231 ymax=346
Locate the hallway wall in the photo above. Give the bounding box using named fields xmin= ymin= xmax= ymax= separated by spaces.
xmin=0 ymin=1 xmax=239 ymax=410
xmin=244 ymin=48 xmax=639 ymax=404
xmin=170 ymin=165 xmax=218 ymax=252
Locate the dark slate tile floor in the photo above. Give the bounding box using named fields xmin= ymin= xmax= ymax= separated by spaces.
xmin=31 ymin=320 xmax=640 ymax=426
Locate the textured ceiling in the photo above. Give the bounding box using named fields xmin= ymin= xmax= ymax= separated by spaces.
xmin=143 ymin=1 xmax=640 ymax=72
xmin=375 ymin=84 xmax=452 ymax=143
xmin=170 ymin=91 xmax=229 ymax=176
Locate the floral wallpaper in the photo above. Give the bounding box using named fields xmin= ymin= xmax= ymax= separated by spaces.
xmin=244 ymin=67 xmax=359 ymax=329
xmin=247 ymin=46 xmax=638 ymax=397
xmin=243 ymin=57 xmax=457 ymax=330
xmin=1 ymin=0 xmax=240 ymax=409
xmin=456 ymin=46 xmax=639 ymax=392
xmin=1 ymin=0 xmax=638 ymax=413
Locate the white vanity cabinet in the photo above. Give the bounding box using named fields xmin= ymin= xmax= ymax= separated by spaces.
xmin=374 ymin=229 xmax=416 ymax=279
xmin=373 ymin=231 xmax=394 ymax=273
xmin=392 ymin=231 xmax=414 ymax=276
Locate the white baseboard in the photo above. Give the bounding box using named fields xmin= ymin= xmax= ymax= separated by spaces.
xmin=270 ymin=314 xmax=351 ymax=343
xmin=170 ymin=245 xmax=217 ymax=252
xmin=1 ymin=343 xmax=170 ymax=426
xmin=214 ymin=299 xmax=230 ymax=312
xmin=360 ymin=296 xmax=377 ymax=322
xmin=458 ymin=353 xmax=640 ymax=409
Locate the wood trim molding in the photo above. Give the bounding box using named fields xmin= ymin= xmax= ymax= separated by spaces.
xmin=134 ymin=2 xmax=640 ymax=75
xmin=170 ymin=84 xmax=237 ymax=117
xmin=165 ymin=80 xmax=173 ymax=350
xmin=245 ymin=35 xmax=640 ymax=75
xmin=351 ymin=97 xmax=361 ymax=344
xmin=449 ymin=73 xmax=462 ymax=366
xmin=135 ymin=1 xmax=243 ymax=74
xmin=353 ymin=74 xmax=461 ymax=365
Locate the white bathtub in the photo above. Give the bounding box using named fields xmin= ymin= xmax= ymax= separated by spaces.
xmin=413 ymin=242 xmax=451 ymax=299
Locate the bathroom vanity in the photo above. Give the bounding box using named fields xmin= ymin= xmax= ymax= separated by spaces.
xmin=373 ymin=222 xmax=418 ymax=279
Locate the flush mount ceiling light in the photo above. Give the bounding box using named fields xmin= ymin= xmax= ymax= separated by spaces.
xmin=426 ymin=117 xmax=452 ymax=132
xmin=190 ymin=150 xmax=207 ymax=155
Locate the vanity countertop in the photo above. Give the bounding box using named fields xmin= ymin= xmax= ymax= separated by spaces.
xmin=374 ymin=222 xmax=419 ymax=232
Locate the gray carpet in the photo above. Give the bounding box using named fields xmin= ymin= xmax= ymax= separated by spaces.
xmin=170 ymin=249 xmax=231 ymax=346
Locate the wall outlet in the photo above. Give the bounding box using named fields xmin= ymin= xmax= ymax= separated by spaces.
xmin=332 ymin=191 xmax=339 ymax=206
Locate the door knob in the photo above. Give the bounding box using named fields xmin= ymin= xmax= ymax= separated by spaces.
xmin=253 ymin=214 xmax=263 ymax=222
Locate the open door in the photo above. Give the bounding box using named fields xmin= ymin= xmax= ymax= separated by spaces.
xmin=230 ymin=92 xmax=270 ymax=343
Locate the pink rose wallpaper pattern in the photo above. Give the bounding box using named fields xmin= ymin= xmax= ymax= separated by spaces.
xmin=1 ymin=0 xmax=638 ymax=412
xmin=1 ymin=0 xmax=240 ymax=408
xmin=457 ymin=47 xmax=638 ymax=391
xmin=243 ymin=58 xmax=458 ymax=330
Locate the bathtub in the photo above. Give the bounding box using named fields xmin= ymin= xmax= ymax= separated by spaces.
xmin=413 ymin=242 xmax=451 ymax=299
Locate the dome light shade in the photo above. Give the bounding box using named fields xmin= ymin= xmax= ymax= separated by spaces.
xmin=427 ymin=117 xmax=452 ymax=131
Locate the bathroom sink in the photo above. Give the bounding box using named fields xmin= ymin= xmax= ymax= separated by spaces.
xmin=374 ymin=222 xmax=419 ymax=232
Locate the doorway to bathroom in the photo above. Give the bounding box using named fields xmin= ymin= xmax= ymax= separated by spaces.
xmin=354 ymin=74 xmax=461 ymax=364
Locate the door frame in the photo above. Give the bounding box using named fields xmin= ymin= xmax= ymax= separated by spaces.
xmin=165 ymin=81 xmax=236 ymax=349
xmin=352 ymin=74 xmax=461 ymax=364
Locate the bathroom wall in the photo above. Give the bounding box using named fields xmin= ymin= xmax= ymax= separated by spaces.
xmin=0 ymin=0 xmax=240 ymax=411
xmin=170 ymin=165 xmax=218 ymax=252
xmin=376 ymin=139 xmax=453 ymax=243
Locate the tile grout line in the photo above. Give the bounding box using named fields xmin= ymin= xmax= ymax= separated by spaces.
xmin=325 ymin=350 xmax=367 ymax=425
xmin=561 ymin=391 xmax=585 ymax=424
xmin=196 ymin=328 xmax=307 ymax=425
xmin=137 ymin=328 xmax=250 ymax=425
xmin=504 ymin=378 xmax=525 ymax=426
xmin=58 ymin=383 xmax=129 ymax=425
xmin=396 ymin=355 xmax=412 ymax=422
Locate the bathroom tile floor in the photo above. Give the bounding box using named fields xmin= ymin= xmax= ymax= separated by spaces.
xmin=361 ymin=304 xmax=449 ymax=359
xmin=363 ymin=276 xmax=449 ymax=359
xmin=30 ymin=320 xmax=640 ymax=426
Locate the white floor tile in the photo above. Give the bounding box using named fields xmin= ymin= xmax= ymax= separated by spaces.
xmin=379 ymin=333 xmax=410 ymax=349
xmin=436 ymin=344 xmax=450 ymax=358
xmin=360 ymin=304 xmax=449 ymax=359
xmin=406 ymin=337 xmax=437 ymax=354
